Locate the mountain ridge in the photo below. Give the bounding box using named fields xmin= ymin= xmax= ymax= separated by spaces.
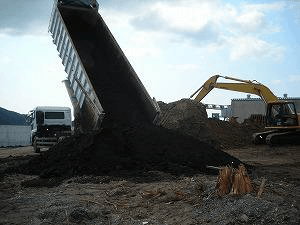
xmin=0 ymin=107 xmax=27 ymax=125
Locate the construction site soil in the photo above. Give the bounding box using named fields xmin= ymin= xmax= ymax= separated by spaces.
xmin=0 ymin=99 xmax=299 ymax=224
xmin=1 ymin=4 xmax=297 ymax=224
xmin=158 ymin=99 xmax=265 ymax=149
xmin=0 ymin=145 xmax=299 ymax=224
xmin=5 ymin=118 xmax=242 ymax=180
xmin=3 ymin=99 xmax=249 ymax=181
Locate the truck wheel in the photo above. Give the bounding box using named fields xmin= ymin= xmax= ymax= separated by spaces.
xmin=33 ymin=137 xmax=40 ymax=153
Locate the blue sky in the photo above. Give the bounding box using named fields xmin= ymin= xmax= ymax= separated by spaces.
xmin=0 ymin=0 xmax=300 ymax=114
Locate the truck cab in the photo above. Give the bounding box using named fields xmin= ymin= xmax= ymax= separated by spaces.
xmin=28 ymin=106 xmax=72 ymax=152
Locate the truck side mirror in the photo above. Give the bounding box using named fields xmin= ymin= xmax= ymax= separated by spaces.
xmin=36 ymin=111 xmax=44 ymax=125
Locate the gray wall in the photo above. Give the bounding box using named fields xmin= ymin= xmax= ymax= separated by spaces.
xmin=231 ymin=98 xmax=300 ymax=123
xmin=0 ymin=125 xmax=31 ymax=147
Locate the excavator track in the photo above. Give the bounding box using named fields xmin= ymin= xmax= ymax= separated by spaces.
xmin=252 ymin=130 xmax=277 ymax=145
xmin=265 ymin=131 xmax=300 ymax=146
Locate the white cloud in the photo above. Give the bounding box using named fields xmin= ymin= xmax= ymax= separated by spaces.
xmin=124 ymin=47 xmax=161 ymax=58
xmin=26 ymin=21 xmax=48 ymax=36
xmin=101 ymin=9 xmax=134 ymax=30
xmin=130 ymin=1 xmax=284 ymax=35
xmin=124 ymin=0 xmax=286 ymax=61
xmin=271 ymin=79 xmax=283 ymax=85
xmin=0 ymin=28 xmax=17 ymax=36
xmin=151 ymin=1 xmax=218 ymax=33
xmin=227 ymin=36 xmax=285 ymax=61
xmin=288 ymin=75 xmax=300 ymax=82
xmin=0 ymin=56 xmax=12 ymax=64
xmin=233 ymin=2 xmax=285 ymax=33
xmin=0 ymin=23 xmax=47 ymax=36
xmin=235 ymin=10 xmax=266 ymax=32
xmin=242 ymin=2 xmax=286 ymax=11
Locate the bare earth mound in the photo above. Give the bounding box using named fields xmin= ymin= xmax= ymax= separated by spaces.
xmin=14 ymin=122 xmax=241 ymax=179
xmin=158 ymin=99 xmax=265 ymax=149
xmin=9 ymin=99 xmax=256 ymax=180
xmin=1 ymin=99 xmax=299 ymax=224
xmin=207 ymin=118 xmax=265 ymax=149
xmin=158 ymin=99 xmax=209 ymax=141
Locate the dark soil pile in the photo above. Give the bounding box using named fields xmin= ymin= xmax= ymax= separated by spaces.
xmin=207 ymin=119 xmax=265 ymax=149
xmin=17 ymin=122 xmax=241 ymax=178
xmin=158 ymin=100 xmax=265 ymax=149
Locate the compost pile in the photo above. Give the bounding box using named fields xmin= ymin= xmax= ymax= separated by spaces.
xmin=158 ymin=99 xmax=265 ymax=149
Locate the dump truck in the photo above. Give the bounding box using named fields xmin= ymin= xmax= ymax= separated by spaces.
xmin=190 ymin=75 xmax=300 ymax=145
xmin=27 ymin=106 xmax=72 ymax=153
xmin=48 ymin=0 xmax=160 ymax=132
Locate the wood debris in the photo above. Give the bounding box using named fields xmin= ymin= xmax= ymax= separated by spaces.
xmin=216 ymin=164 xmax=253 ymax=196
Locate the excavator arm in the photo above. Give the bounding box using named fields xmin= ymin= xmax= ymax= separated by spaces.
xmin=190 ymin=75 xmax=278 ymax=103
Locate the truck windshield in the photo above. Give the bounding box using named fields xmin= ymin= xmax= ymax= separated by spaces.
xmin=45 ymin=112 xmax=65 ymax=119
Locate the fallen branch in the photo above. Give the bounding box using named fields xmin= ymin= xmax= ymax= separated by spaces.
xmin=206 ymin=165 xmax=221 ymax=170
xmin=257 ymin=177 xmax=267 ymax=198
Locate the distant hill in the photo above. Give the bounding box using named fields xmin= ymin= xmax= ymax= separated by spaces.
xmin=0 ymin=107 xmax=27 ymax=125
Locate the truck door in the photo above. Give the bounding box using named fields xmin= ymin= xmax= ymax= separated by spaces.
xmin=36 ymin=111 xmax=44 ymax=125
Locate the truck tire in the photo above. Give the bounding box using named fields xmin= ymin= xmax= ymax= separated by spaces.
xmin=33 ymin=137 xmax=40 ymax=153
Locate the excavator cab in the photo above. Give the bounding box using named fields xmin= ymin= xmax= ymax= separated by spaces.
xmin=266 ymin=102 xmax=299 ymax=128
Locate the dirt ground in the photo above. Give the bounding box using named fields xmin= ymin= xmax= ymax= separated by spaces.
xmin=0 ymin=144 xmax=299 ymax=225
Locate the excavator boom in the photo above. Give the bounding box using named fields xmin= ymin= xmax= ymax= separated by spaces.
xmin=190 ymin=75 xmax=278 ymax=103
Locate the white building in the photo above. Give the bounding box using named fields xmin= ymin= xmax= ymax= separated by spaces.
xmin=231 ymin=95 xmax=300 ymax=123
xmin=0 ymin=125 xmax=31 ymax=147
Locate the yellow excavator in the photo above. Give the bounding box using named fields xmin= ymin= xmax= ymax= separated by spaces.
xmin=190 ymin=75 xmax=300 ymax=145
